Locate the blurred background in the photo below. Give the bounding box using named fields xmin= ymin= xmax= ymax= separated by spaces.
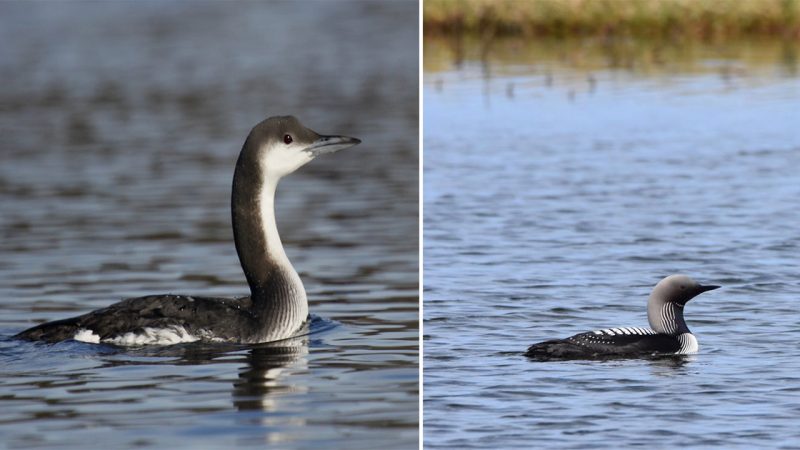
xmin=0 ymin=1 xmax=418 ymax=449
xmin=423 ymin=0 xmax=800 ymax=448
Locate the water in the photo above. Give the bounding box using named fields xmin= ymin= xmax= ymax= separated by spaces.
xmin=0 ymin=2 xmax=418 ymax=449
xmin=424 ymin=37 xmax=800 ymax=448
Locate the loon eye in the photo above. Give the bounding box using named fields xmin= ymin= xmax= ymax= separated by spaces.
xmin=680 ymin=285 xmax=686 ymax=290
xmin=283 ymin=134 xmax=293 ymax=145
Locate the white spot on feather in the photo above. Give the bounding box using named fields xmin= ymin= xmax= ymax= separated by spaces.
xmin=105 ymin=326 xmax=200 ymax=346
xmin=73 ymin=329 xmax=100 ymax=344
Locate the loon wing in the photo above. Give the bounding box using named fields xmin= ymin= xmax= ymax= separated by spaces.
xmin=525 ymin=327 xmax=681 ymax=360
xmin=15 ymin=295 xmax=256 ymax=343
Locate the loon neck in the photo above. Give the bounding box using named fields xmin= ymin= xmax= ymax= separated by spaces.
xmin=647 ymin=299 xmax=690 ymax=335
xmin=231 ymin=148 xmax=307 ymax=333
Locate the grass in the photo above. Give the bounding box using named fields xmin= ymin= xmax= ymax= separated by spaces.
xmin=424 ymin=0 xmax=800 ymax=39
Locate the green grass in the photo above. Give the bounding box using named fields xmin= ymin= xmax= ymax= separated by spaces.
xmin=424 ymin=0 xmax=800 ymax=39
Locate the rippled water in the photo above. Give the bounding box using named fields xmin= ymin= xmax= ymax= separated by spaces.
xmin=424 ymin=37 xmax=800 ymax=448
xmin=0 ymin=2 xmax=418 ymax=449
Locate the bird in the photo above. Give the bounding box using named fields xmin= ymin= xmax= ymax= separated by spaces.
xmin=525 ymin=274 xmax=719 ymax=360
xmin=15 ymin=116 xmax=360 ymax=345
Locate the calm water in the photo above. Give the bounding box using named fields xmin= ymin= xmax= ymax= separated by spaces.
xmin=0 ymin=2 xmax=418 ymax=449
xmin=424 ymin=37 xmax=800 ymax=448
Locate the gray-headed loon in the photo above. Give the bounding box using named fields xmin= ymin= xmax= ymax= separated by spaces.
xmin=15 ymin=116 xmax=360 ymax=345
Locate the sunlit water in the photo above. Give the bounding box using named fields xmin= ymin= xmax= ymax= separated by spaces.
xmin=0 ymin=2 xmax=418 ymax=449
xmin=424 ymin=37 xmax=800 ymax=449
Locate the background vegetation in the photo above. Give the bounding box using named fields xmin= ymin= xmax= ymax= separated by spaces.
xmin=424 ymin=0 xmax=800 ymax=39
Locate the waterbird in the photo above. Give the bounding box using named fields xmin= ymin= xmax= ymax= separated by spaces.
xmin=15 ymin=116 xmax=361 ymax=345
xmin=525 ymin=275 xmax=719 ymax=360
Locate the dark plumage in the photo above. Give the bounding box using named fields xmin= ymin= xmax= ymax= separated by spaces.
xmin=525 ymin=328 xmax=681 ymax=360
xmin=16 ymin=295 xmax=255 ymax=344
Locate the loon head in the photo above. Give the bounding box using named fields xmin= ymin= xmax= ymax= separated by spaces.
xmin=647 ymin=274 xmax=719 ymax=334
xmin=243 ymin=115 xmax=361 ymax=180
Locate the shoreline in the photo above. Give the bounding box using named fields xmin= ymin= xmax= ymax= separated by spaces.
xmin=424 ymin=0 xmax=800 ymax=40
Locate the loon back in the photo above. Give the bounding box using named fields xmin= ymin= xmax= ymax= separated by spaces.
xmin=15 ymin=295 xmax=259 ymax=344
xmin=525 ymin=327 xmax=697 ymax=360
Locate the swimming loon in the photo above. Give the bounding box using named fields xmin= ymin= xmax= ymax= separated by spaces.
xmin=15 ymin=116 xmax=360 ymax=345
xmin=525 ymin=275 xmax=719 ymax=360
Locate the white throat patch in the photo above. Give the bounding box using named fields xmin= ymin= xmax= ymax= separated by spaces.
xmin=262 ymin=142 xmax=314 ymax=179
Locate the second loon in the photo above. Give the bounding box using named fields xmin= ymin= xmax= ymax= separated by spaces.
xmin=525 ymin=274 xmax=719 ymax=360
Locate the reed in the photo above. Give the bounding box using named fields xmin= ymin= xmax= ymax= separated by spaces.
xmin=424 ymin=0 xmax=800 ymax=39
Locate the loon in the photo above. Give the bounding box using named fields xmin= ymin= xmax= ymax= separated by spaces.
xmin=525 ymin=275 xmax=719 ymax=360
xmin=15 ymin=116 xmax=360 ymax=345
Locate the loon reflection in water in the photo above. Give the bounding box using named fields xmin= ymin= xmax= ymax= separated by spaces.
xmin=15 ymin=116 xmax=361 ymax=345
xmin=525 ymin=275 xmax=719 ymax=360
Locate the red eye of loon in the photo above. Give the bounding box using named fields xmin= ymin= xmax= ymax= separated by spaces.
xmin=283 ymin=134 xmax=293 ymax=145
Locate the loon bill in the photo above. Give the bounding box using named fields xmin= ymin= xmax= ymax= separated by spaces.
xmin=15 ymin=116 xmax=361 ymax=345
xmin=525 ymin=275 xmax=719 ymax=360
